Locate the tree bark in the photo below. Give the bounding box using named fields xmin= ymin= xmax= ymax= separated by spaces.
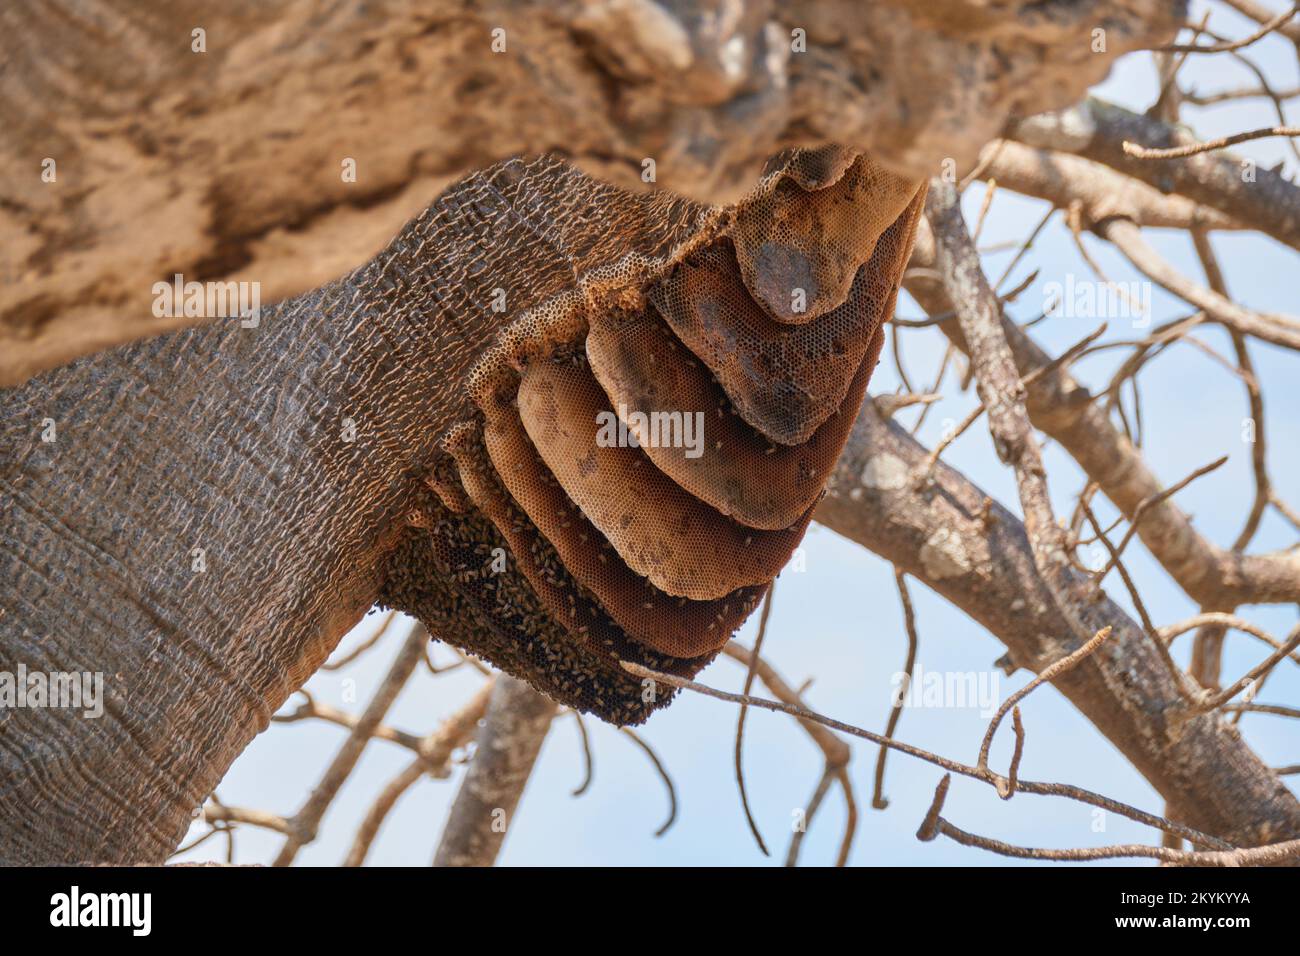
xmin=432 ymin=677 xmax=556 ymax=867
xmin=0 ymin=220 xmax=492 ymax=863
xmin=1010 ymin=98 xmax=1300 ymax=254
xmin=0 ymin=0 xmax=1184 ymax=385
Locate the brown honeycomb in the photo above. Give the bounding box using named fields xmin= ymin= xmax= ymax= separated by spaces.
xmin=513 ymin=353 xmax=814 ymax=601
xmin=585 ymin=305 xmax=884 ymax=529
xmin=376 ymin=148 xmax=924 ymax=724
xmin=730 ymin=150 xmax=920 ymax=323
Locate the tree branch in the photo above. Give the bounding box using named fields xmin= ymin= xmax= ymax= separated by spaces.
xmin=1009 ymin=98 xmax=1300 ymax=252
xmin=432 ymin=676 xmax=556 ymax=867
xmin=813 ymin=401 xmax=1300 ymax=847
xmin=0 ymin=1 xmax=1184 ymax=385
xmin=905 ymin=222 xmax=1300 ymax=607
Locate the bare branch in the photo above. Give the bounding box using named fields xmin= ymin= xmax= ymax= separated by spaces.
xmin=722 ymin=643 xmax=855 ymax=865
xmin=272 ymin=622 xmax=430 ymax=866
xmin=432 ymin=676 xmax=557 ymax=867
xmin=620 ymin=661 xmax=1234 ymax=850
xmin=735 ymin=587 xmax=776 ymax=857
xmin=1158 ymin=5 xmax=1299 ymax=54
xmin=619 ymin=728 xmax=679 ymax=838
xmin=978 ymin=627 xmax=1112 ymax=780
xmin=1100 ymin=218 xmax=1300 ymax=352
xmin=1010 ymin=99 xmax=1300 ymax=253
xmin=906 ymin=221 xmax=1300 ymax=608
xmin=816 ymin=400 xmax=1300 ymax=845
xmin=918 ymin=775 xmax=1300 ymax=865
xmin=343 ymin=680 xmax=493 ymax=867
xmin=873 ymin=570 xmax=921 ymax=810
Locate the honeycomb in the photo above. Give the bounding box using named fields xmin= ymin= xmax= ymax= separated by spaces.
xmin=378 ymin=147 xmax=925 ymax=724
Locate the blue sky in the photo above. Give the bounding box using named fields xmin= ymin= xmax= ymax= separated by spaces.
xmin=175 ymin=0 xmax=1300 ymax=867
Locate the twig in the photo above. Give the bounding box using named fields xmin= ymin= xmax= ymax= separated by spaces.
xmin=342 ymin=680 xmax=492 ymax=866
xmin=1224 ymin=702 xmax=1300 ymax=720
xmin=569 ymin=710 xmax=594 ymax=798
xmin=619 ymin=728 xmax=678 ymax=837
xmin=978 ymin=627 xmax=1112 ymax=784
xmin=201 ymin=802 xmax=291 ymax=834
xmin=873 ymin=569 xmax=920 ymax=809
xmin=321 ymin=609 xmax=397 ymax=670
xmin=872 ymin=391 xmax=942 ymax=419
xmin=620 ymin=660 xmax=1233 ymax=850
xmin=1082 ymin=503 xmax=1161 ymax=639
xmin=721 ymin=643 xmax=856 ymax=865
xmin=1159 ymin=611 xmax=1300 ymax=666
xmin=1194 ymin=626 xmax=1300 ymax=715
xmin=970 ymin=179 xmax=998 ymax=244
xmin=787 ymin=768 xmax=836 ymax=867
xmin=1124 ymin=125 xmax=1300 ymax=159
xmin=1159 ymin=4 xmax=1299 ymax=53
xmin=1007 ymin=708 xmax=1025 ymax=798
xmin=916 ymin=324 xmax=1106 ymax=483
xmin=272 ymin=621 xmax=429 ymax=866
xmin=735 ymin=587 xmax=776 ymax=856
xmin=272 ymin=691 xmax=425 ymax=754
xmin=1190 ymin=230 xmax=1272 ymax=552
xmin=1095 ymin=456 xmax=1229 ymax=580
xmin=918 ymin=775 xmax=1298 ymax=865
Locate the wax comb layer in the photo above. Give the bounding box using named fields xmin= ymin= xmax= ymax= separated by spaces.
xmin=380 ymin=500 xmax=697 ymax=726
xmin=759 ymin=143 xmax=859 ymax=191
xmin=367 ymin=148 xmax=924 ymax=725
xmin=475 ymin=397 xmax=765 ymax=658
xmin=730 ymin=154 xmax=921 ymax=323
xmin=515 ymin=355 xmax=813 ymax=600
xmin=585 ymin=306 xmax=885 ymax=529
xmin=648 ymin=182 xmax=922 ymax=446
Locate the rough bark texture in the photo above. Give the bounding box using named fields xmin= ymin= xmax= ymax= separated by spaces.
xmin=1010 ymin=98 xmax=1300 ymax=253
xmin=0 ymin=238 xmax=470 ymax=863
xmin=0 ymin=0 xmax=1184 ymax=385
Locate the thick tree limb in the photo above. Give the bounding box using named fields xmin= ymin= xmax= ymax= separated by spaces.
xmin=926 ymin=180 xmax=1098 ymax=651
xmin=0 ymin=0 xmax=1184 ymax=384
xmin=905 ymin=223 xmax=1300 ymax=608
xmin=977 ymin=140 xmax=1241 ymax=232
